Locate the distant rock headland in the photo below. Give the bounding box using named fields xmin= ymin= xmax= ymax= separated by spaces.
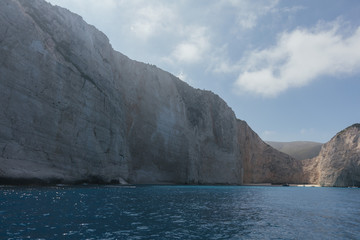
xmin=303 ymin=124 xmax=360 ymax=187
xmin=0 ymin=0 xmax=358 ymax=186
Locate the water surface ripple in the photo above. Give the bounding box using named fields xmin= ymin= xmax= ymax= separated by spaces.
xmin=1 ymin=185 xmax=359 ymax=239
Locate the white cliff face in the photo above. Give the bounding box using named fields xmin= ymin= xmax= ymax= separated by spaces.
xmin=0 ymin=0 xmax=243 ymax=184
xmin=304 ymin=124 xmax=360 ymax=187
xmin=0 ymin=0 xmax=296 ymax=185
xmin=0 ymin=0 xmax=130 ymax=183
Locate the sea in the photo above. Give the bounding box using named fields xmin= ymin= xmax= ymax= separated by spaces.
xmin=1 ymin=185 xmax=359 ymax=240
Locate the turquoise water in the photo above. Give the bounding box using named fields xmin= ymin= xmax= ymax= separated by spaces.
xmin=1 ymin=185 xmax=359 ymax=239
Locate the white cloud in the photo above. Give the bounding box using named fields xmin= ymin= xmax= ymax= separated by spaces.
xmin=277 ymin=5 xmax=306 ymax=13
xmin=161 ymin=0 xmax=281 ymax=69
xmin=235 ymin=22 xmax=360 ymax=97
xmin=177 ymin=71 xmax=187 ymax=81
xmin=221 ymin=0 xmax=279 ymax=30
xmin=238 ymin=12 xmax=257 ymax=29
xmin=169 ymin=26 xmax=210 ymax=64
xmin=173 ymin=43 xmax=201 ymax=63
xmin=130 ymin=4 xmax=175 ymax=39
xmin=207 ymin=45 xmax=241 ymax=74
xmin=48 ymin=0 xmax=176 ymax=40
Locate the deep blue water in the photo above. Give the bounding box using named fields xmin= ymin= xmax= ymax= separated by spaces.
xmin=1 ymin=185 xmax=359 ymax=240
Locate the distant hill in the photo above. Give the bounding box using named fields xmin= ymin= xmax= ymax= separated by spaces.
xmin=266 ymin=141 xmax=323 ymax=160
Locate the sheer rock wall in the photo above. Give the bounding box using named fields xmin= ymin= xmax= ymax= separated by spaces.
xmin=0 ymin=0 xmax=299 ymax=185
xmin=237 ymin=120 xmax=304 ymax=184
xmin=303 ymin=124 xmax=360 ymax=187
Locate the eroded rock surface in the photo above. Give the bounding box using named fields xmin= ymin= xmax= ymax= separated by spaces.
xmin=0 ymin=0 xmax=298 ymax=185
xmin=303 ymin=124 xmax=360 ymax=187
xmin=1 ymin=0 xmax=130 ymax=184
xmin=237 ymin=121 xmax=304 ymax=184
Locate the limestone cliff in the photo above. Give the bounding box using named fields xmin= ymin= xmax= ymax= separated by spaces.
xmin=1 ymin=0 xmax=130 ymax=183
xmin=237 ymin=121 xmax=303 ymax=184
xmin=303 ymin=124 xmax=360 ymax=187
xmin=0 ymin=0 xmax=295 ymax=185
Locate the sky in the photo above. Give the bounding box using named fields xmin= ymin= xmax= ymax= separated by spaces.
xmin=45 ymin=0 xmax=360 ymax=143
